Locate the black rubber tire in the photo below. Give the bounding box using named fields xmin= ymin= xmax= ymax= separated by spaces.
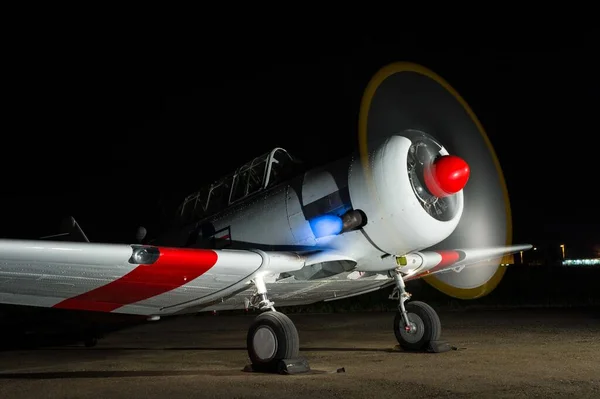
xmin=247 ymin=311 xmax=299 ymax=368
xmin=393 ymin=301 xmax=441 ymax=351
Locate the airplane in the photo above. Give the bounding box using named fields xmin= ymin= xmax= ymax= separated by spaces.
xmin=0 ymin=62 xmax=531 ymax=371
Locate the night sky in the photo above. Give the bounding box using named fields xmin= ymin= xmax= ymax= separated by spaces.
xmin=2 ymin=41 xmax=598 ymax=256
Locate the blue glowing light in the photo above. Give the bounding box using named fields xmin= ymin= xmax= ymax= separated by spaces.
xmin=309 ymin=214 xmax=343 ymax=238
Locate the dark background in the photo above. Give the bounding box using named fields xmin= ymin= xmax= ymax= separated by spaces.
xmin=2 ymin=39 xmax=598 ymax=258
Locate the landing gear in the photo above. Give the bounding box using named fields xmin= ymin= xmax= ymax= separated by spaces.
xmin=247 ymin=311 xmax=300 ymax=367
xmin=390 ymin=269 xmax=442 ymax=351
xmin=245 ymin=275 xmax=309 ymax=374
xmin=393 ymin=301 xmax=441 ymax=351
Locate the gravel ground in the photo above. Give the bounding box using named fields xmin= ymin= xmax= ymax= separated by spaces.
xmin=0 ymin=308 xmax=598 ymax=398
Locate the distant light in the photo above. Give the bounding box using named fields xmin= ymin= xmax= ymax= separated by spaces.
xmin=562 ymin=258 xmax=600 ymax=266
xmin=533 ymin=247 xmax=537 ymax=251
xmin=309 ymin=214 xmax=343 ymax=238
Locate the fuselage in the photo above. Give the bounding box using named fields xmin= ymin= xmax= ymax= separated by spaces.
xmin=155 ymin=133 xmax=464 ymax=275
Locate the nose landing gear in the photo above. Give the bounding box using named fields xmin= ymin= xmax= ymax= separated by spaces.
xmin=390 ymin=269 xmax=445 ymax=352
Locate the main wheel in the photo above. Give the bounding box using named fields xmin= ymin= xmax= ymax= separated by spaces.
xmin=394 ymin=301 xmax=441 ymax=351
xmin=246 ymin=311 xmax=299 ymax=368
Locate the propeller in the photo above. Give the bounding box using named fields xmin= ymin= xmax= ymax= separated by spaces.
xmin=357 ymin=62 xmax=512 ymax=299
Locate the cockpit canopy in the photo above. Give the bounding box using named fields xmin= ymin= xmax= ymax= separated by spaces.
xmin=177 ymin=148 xmax=302 ymax=223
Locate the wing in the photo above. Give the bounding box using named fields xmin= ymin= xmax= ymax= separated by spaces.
xmin=0 ymin=238 xmax=531 ymax=317
xmin=402 ymin=244 xmax=533 ymax=281
xmin=0 ymin=239 xmax=307 ymax=316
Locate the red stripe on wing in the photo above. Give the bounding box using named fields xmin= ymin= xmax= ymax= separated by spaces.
xmin=410 ymin=250 xmax=461 ymax=280
xmin=53 ymin=247 xmax=218 ymax=312
xmin=435 ymin=250 xmax=461 ymax=268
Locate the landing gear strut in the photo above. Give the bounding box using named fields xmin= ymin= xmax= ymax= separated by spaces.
xmin=390 ymin=269 xmax=442 ymax=351
xmin=245 ymin=275 xmax=309 ymax=374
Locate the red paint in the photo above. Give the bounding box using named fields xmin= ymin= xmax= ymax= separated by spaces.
xmin=435 ymin=250 xmax=461 ymax=267
xmin=424 ymin=155 xmax=470 ymax=197
xmin=408 ymin=250 xmax=461 ymax=281
xmin=53 ymin=247 xmax=218 ymax=312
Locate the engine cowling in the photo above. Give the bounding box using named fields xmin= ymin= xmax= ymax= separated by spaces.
xmin=348 ymin=132 xmax=464 ymax=257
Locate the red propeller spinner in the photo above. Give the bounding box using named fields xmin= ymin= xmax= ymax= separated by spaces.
xmin=424 ymin=155 xmax=471 ymax=197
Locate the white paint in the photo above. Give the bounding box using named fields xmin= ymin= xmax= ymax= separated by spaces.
xmin=348 ymin=136 xmax=463 ymax=257
xmin=0 ymin=239 xmax=137 ymax=305
xmin=301 ymin=168 xmax=338 ymax=206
